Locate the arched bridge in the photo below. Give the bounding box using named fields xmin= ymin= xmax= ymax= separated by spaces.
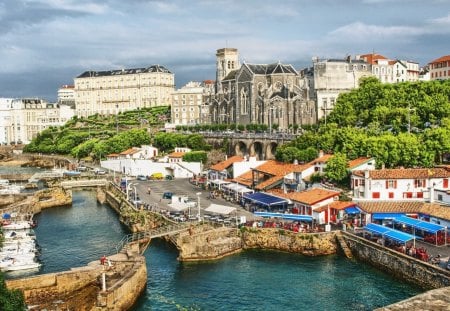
xmin=203 ymin=132 xmax=297 ymax=160
xmin=114 ymin=223 xmax=191 ymax=254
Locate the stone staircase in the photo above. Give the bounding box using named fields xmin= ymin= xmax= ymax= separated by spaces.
xmin=335 ymin=231 xmax=353 ymax=259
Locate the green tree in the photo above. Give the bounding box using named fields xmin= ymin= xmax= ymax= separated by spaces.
xmin=182 ymin=151 xmax=207 ymax=163
xmin=324 ymin=153 xmax=348 ymax=183
xmin=0 ymin=273 xmax=26 ymax=311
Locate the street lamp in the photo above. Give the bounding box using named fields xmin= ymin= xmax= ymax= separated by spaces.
xmin=196 ymin=192 xmax=202 ymax=222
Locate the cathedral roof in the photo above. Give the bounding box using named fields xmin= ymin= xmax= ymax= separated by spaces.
xmin=245 ymin=63 xmax=298 ymax=75
xmin=222 ymin=69 xmax=239 ymax=81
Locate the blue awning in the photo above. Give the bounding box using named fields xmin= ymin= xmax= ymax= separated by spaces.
xmin=345 ymin=206 xmax=361 ymax=214
xmin=364 ymin=223 xmax=419 ymax=244
xmin=254 ymin=212 xmax=313 ymax=222
xmin=394 ymin=216 xmax=445 ymax=234
xmin=243 ymin=192 xmax=288 ymax=207
xmin=372 ymin=213 xmax=405 ymax=220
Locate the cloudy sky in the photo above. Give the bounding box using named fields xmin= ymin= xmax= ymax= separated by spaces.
xmin=0 ymin=0 xmax=449 ymax=101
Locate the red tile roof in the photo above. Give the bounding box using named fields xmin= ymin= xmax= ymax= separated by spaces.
xmin=253 ymin=160 xmax=312 ymax=175
xmin=429 ymin=55 xmax=450 ymax=64
xmin=353 ymin=168 xmax=450 ymax=179
xmin=359 ymin=53 xmax=388 ymax=65
xmin=210 ymin=156 xmax=244 ymax=172
xmin=314 ymin=201 xmax=356 ymax=213
xmin=106 ymin=153 xmax=120 ymax=157
xmin=120 ymin=148 xmax=140 ymax=155
xmin=275 ymin=188 xmax=340 ymax=206
xmin=168 ymin=151 xmax=185 ymax=158
xmin=357 ymin=201 xmax=423 ymax=214
xmin=309 ymin=154 xmax=333 ymax=164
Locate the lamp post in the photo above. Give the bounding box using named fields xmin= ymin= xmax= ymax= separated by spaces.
xmin=196 ymin=192 xmax=202 ymax=222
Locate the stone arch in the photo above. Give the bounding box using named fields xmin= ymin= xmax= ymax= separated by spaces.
xmin=234 ymin=141 xmax=248 ymax=157
xmin=249 ymin=141 xmax=264 ymax=160
xmin=265 ymin=142 xmax=278 ymax=160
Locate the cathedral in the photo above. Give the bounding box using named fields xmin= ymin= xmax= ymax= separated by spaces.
xmin=207 ymin=48 xmax=316 ymax=131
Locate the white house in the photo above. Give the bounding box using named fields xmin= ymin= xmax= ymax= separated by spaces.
xmin=352 ymin=167 xmax=450 ymax=201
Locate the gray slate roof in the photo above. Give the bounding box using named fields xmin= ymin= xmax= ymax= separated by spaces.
xmin=77 ymin=65 xmax=172 ymax=78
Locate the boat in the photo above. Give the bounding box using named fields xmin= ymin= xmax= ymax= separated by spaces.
xmin=0 ymin=260 xmax=41 ymax=272
xmin=63 ymin=170 xmax=81 ymax=177
xmin=2 ymin=220 xmax=35 ymax=230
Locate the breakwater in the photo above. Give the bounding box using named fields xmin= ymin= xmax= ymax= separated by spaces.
xmin=5 ymin=243 xmax=147 ymax=310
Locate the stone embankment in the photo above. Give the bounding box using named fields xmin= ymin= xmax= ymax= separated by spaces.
xmin=6 ymin=242 xmax=147 ymax=310
xmin=172 ymin=225 xmax=338 ymax=261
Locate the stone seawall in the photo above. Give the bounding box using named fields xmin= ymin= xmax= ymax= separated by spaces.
xmin=6 ymin=245 xmax=147 ymax=310
xmin=173 ymin=225 xmax=338 ymax=261
xmin=242 ymin=227 xmax=337 ymax=256
xmin=341 ymin=231 xmax=450 ymax=289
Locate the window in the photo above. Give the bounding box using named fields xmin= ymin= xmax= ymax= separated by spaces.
xmin=385 ymin=180 xmax=397 ymax=189
xmin=416 ymin=192 xmax=423 ymax=198
xmin=403 ymin=192 xmax=413 ymax=198
xmin=388 ymin=192 xmax=394 ymax=199
xmin=444 ymin=178 xmax=449 ymax=188
xmin=372 ymin=192 xmax=380 ymax=199
xmin=414 ymin=179 xmax=426 ymax=188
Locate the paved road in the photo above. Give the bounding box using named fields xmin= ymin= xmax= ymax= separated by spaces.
xmin=126 ymin=178 xmax=256 ymax=222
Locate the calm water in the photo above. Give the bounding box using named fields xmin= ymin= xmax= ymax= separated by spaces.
xmin=4 ymin=187 xmax=422 ymax=310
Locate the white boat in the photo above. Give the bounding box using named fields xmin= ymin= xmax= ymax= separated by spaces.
xmin=1 ymin=260 xmax=41 ymax=272
xmin=2 ymin=220 xmax=34 ymax=230
xmin=4 ymin=230 xmax=36 ymax=240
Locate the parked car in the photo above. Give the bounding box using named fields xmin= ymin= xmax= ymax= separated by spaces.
xmin=77 ymin=165 xmax=87 ymax=172
xmin=136 ymin=175 xmax=147 ymax=181
xmin=94 ymin=168 xmax=106 ymax=175
xmin=162 ymin=192 xmax=173 ymax=199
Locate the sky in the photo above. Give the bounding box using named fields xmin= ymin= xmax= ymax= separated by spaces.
xmin=0 ymin=0 xmax=449 ymax=101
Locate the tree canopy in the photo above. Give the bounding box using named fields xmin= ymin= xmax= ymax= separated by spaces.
xmin=276 ymin=78 xmax=450 ymax=168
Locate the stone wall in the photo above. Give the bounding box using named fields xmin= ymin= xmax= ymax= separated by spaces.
xmin=242 ymin=228 xmax=337 ymax=256
xmin=173 ymin=225 xmax=338 ymax=261
xmin=175 ymin=225 xmax=242 ymax=261
xmin=6 ymin=251 xmax=147 ymax=310
xmin=342 ymin=231 xmax=450 ymax=289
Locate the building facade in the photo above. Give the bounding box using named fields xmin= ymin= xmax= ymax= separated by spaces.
xmin=0 ymin=98 xmax=74 ymax=145
xmin=74 ymin=65 xmax=174 ymax=117
xmin=57 ymin=85 xmax=76 ymax=108
xmin=312 ymin=57 xmax=372 ymax=121
xmin=428 ymin=55 xmax=450 ymax=80
xmin=171 ymin=81 xmax=206 ymax=125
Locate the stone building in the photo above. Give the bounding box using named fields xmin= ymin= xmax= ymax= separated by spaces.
xmin=311 ymin=57 xmax=372 ymax=121
xmin=171 ymin=81 xmax=213 ymax=125
xmin=208 ymin=48 xmax=315 ymax=131
xmin=74 ymin=65 xmax=174 ymax=118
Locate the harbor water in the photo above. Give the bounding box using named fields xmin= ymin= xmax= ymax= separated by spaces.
xmin=5 ymin=186 xmax=422 ymax=310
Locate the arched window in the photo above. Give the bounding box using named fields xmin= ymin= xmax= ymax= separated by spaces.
xmin=240 ymin=88 xmax=248 ymax=115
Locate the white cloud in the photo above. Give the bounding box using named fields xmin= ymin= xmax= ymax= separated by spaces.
xmin=24 ymin=0 xmax=108 ymax=14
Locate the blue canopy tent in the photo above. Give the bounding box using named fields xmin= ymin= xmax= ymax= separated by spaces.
xmin=243 ymin=192 xmax=288 ymax=211
xmin=345 ymin=206 xmax=361 ymax=214
xmin=254 ymin=211 xmax=313 ymax=222
xmin=2 ymin=213 xmax=11 ymax=219
xmin=393 ymin=216 xmax=447 ymax=246
xmin=364 ymin=223 xmax=419 ymax=245
xmin=372 ymin=213 xmax=405 ymax=220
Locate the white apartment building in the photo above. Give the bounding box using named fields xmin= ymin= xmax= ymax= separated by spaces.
xmin=0 ymin=98 xmax=74 ymax=145
xmin=428 ymin=55 xmax=450 ymax=80
xmin=171 ymin=81 xmax=213 ymax=125
xmin=312 ymin=57 xmax=372 ymax=120
xmin=358 ymin=53 xmax=419 ymax=83
xmin=58 ymin=85 xmax=75 ymax=108
xmin=74 ymin=65 xmax=175 ymax=118
xmin=351 ymin=168 xmax=450 ymax=201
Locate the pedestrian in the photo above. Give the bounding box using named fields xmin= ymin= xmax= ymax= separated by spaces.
xmin=147 ymin=187 xmax=151 ymax=194
xmin=100 ymin=255 xmax=106 ymax=265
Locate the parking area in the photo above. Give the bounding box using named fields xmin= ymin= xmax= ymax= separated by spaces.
xmin=129 ymin=178 xmax=255 ymax=223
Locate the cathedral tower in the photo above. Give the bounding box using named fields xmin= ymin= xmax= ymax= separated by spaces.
xmin=215 ymin=48 xmax=240 ymax=93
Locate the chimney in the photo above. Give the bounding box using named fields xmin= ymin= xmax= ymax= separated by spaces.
xmin=318 ymin=150 xmax=324 ymax=158
xmin=293 ymin=159 xmax=298 ymax=165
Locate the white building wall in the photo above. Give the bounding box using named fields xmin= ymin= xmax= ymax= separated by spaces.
xmin=100 ymin=159 xmax=201 ymax=178
xmin=233 ymin=160 xmax=267 ymax=178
